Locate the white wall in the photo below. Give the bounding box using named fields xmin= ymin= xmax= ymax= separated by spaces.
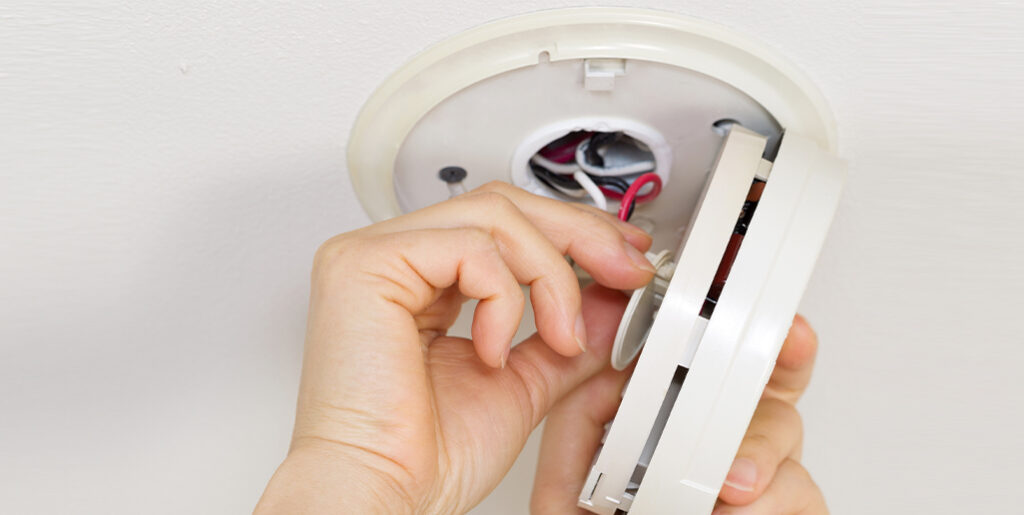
xmin=3 ymin=1 xmax=1022 ymax=513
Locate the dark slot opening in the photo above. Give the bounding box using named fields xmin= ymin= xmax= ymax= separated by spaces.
xmin=700 ymin=179 xmax=765 ymax=318
xmin=624 ymin=365 xmax=689 ymax=499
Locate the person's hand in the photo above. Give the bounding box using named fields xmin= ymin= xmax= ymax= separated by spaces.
xmin=530 ymin=315 xmax=828 ymax=514
xmin=254 ymin=182 xmax=658 ymax=514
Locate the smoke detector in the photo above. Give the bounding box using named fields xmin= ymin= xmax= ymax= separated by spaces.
xmin=347 ymin=8 xmax=844 ymax=515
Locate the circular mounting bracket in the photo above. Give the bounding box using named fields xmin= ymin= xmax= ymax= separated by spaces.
xmin=348 ymin=7 xmax=837 ymax=227
xmin=611 ymin=250 xmax=675 ymax=370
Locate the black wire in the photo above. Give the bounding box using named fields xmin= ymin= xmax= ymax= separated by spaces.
xmin=587 ymin=174 xmax=629 ymax=193
xmin=584 ymin=132 xmax=619 ymax=166
xmin=616 ymin=194 xmax=636 ymax=221
xmin=531 ymin=159 xmax=637 ymax=220
xmin=585 ymin=174 xmax=636 ymax=220
xmin=530 ymin=163 xmax=581 ymax=189
xmin=533 ymin=173 xmax=572 ymax=197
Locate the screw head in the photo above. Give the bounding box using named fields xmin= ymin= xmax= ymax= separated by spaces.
xmin=438 ymin=166 xmax=468 ymax=183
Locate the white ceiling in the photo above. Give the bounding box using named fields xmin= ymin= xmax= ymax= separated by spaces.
xmin=2 ymin=1 xmax=1022 ymax=513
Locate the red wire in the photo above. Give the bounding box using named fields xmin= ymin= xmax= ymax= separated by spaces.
xmin=601 ymin=180 xmax=662 ymax=200
xmin=617 ymin=173 xmax=663 ymax=221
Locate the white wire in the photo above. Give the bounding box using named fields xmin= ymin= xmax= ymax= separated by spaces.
xmin=581 ymin=159 xmax=656 ymax=176
xmin=530 ymin=154 xmax=580 ymax=174
xmin=572 ymin=170 xmax=607 ymax=211
xmin=549 ymin=181 xmax=589 ymax=199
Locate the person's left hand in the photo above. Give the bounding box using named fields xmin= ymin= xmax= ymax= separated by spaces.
xmin=531 ymin=315 xmax=828 ymax=514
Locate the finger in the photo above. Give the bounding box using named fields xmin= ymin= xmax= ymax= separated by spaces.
xmin=719 ymin=398 xmax=803 ymax=505
xmin=412 ymin=287 xmax=466 ymax=343
xmin=473 ymin=181 xmax=655 ymax=278
xmin=358 ymin=192 xmax=594 ymax=356
xmin=531 ymin=366 xmax=631 ymax=514
xmin=713 ymin=460 xmax=828 ymax=515
xmin=366 ymin=182 xmax=657 ymax=289
xmin=764 ymin=315 xmax=819 ymax=403
xmin=479 ymin=181 xmax=654 ymax=252
xmin=363 ymin=185 xmax=655 ymax=356
xmin=504 ymin=283 xmax=628 ymax=429
xmin=317 ymin=228 xmax=524 ymax=369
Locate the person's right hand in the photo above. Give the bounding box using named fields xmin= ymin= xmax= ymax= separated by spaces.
xmin=255 ymin=182 xmax=656 ymax=514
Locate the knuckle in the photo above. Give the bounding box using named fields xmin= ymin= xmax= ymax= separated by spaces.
xmin=743 ymin=432 xmax=776 ymax=457
xmin=474 ymin=180 xmax=515 ymax=195
xmin=551 ymin=263 xmax=584 ymax=298
xmin=765 ymin=396 xmax=803 ymax=427
xmin=751 ymin=398 xmax=804 ymax=445
xmin=575 ymin=202 xmax=619 ymax=223
xmin=780 ymin=459 xmax=825 ymax=512
xmin=579 ymin=208 xmax=626 ymax=241
xmin=484 ymin=190 xmax=520 ymax=216
xmin=463 ymin=189 xmax=519 ymax=216
xmin=312 ymin=234 xmax=364 ymax=278
xmin=510 ymin=281 xmax=527 ymax=305
xmin=782 ymin=458 xmax=814 ymax=484
xmin=457 ymin=226 xmax=498 ymax=252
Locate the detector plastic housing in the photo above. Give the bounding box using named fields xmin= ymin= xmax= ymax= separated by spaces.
xmin=346 ymin=8 xmax=844 ymax=514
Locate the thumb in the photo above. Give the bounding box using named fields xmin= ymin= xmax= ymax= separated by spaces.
xmin=504 ymin=283 xmax=628 ymax=429
xmin=531 ymin=365 xmax=632 ymax=514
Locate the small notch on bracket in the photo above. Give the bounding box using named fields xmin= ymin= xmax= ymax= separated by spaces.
xmin=584 ymin=58 xmax=626 ymax=91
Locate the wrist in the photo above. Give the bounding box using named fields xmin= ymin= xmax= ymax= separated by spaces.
xmin=256 ymin=441 xmax=417 ymax=514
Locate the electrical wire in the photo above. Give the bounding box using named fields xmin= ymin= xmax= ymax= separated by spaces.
xmin=587 ymin=174 xmax=630 ymax=193
xmin=575 ymin=138 xmax=656 ymax=177
xmin=584 ymin=132 xmax=617 ymax=165
xmin=530 ymin=132 xmax=662 ymax=220
xmin=578 ymin=155 xmax=657 ymax=176
xmin=530 ymin=154 xmax=581 ymax=174
xmin=606 ymin=174 xmax=662 ymax=203
xmin=618 ymin=172 xmax=663 ymax=222
xmin=572 ymin=170 xmax=607 ymax=210
xmin=531 ymin=163 xmax=581 ymax=189
xmin=592 ymin=176 xmax=636 ymax=219
xmin=530 ymin=165 xmax=587 ymax=199
xmin=548 ymin=180 xmax=589 ymax=199
xmin=533 ymin=158 xmax=627 ymax=201
xmin=590 ymin=175 xmax=630 ymax=200
xmin=538 ymin=131 xmax=592 ymax=163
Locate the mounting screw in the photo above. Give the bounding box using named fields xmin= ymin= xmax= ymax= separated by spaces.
xmin=439 ymin=166 xmax=468 ymax=197
xmin=439 ymin=166 xmax=468 ymax=183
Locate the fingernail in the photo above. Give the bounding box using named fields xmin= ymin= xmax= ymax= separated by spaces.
xmin=623 ymin=241 xmax=656 ymax=273
xmin=574 ymin=312 xmax=588 ymax=352
xmin=500 ymin=346 xmax=510 ymax=369
xmin=723 ymin=458 xmax=757 ymax=492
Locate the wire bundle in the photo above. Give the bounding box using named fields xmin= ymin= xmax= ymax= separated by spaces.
xmin=530 ymin=131 xmax=663 ymax=221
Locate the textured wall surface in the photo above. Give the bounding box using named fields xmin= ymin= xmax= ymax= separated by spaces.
xmin=3 ymin=1 xmax=1022 ymax=513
